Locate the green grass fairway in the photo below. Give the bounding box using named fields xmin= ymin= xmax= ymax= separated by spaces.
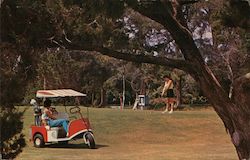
xmin=17 ymin=106 xmax=237 ymax=160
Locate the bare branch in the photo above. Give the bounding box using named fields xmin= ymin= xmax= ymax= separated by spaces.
xmin=235 ymin=72 xmax=250 ymax=84
xmin=63 ymin=30 xmax=72 ymax=43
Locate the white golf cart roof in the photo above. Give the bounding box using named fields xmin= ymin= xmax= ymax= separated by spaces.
xmin=36 ymin=89 xmax=86 ymax=98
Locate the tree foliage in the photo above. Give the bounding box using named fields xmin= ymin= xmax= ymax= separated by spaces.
xmin=0 ymin=43 xmax=29 ymax=158
xmin=0 ymin=108 xmax=26 ymax=159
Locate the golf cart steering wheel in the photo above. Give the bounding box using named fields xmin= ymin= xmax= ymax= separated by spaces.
xmin=70 ymin=106 xmax=84 ymax=120
xmin=70 ymin=106 xmax=81 ymax=114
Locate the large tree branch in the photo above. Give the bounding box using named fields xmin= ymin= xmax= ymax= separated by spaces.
xmin=68 ymin=44 xmax=195 ymax=73
xmin=95 ymin=47 xmax=194 ymax=73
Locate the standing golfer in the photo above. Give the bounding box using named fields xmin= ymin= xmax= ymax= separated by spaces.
xmin=161 ymin=75 xmax=175 ymax=114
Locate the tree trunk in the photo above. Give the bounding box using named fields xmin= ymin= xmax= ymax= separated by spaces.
xmin=103 ymin=88 xmax=107 ymax=106
xmin=98 ymin=88 xmax=106 ymax=107
xmin=193 ymin=65 xmax=250 ymax=159
xmin=43 ymin=76 xmax=46 ymax=90
xmin=132 ymin=93 xmax=139 ymax=110
xmin=122 ymin=75 xmax=125 ymax=109
xmin=91 ymin=92 xmax=95 ymax=106
xmin=175 ymin=76 xmax=182 ymax=107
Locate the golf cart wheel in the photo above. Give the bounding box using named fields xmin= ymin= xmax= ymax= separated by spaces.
xmin=85 ymin=133 xmax=95 ymax=149
xmin=33 ymin=134 xmax=45 ymax=148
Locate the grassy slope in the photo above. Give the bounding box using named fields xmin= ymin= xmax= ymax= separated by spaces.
xmin=17 ymin=106 xmax=237 ymax=160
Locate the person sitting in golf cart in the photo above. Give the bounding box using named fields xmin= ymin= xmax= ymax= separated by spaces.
xmin=42 ymin=99 xmax=69 ymax=135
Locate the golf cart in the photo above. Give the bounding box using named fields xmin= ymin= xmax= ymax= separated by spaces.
xmin=30 ymin=89 xmax=95 ymax=149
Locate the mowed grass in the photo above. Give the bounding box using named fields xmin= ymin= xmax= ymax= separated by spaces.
xmin=17 ymin=106 xmax=237 ymax=160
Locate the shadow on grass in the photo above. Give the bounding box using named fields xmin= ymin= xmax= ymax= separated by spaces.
xmin=46 ymin=143 xmax=109 ymax=149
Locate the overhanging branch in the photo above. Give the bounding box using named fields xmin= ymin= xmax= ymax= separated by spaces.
xmin=65 ymin=43 xmax=194 ymax=73
xmin=92 ymin=46 xmax=195 ymax=73
xmin=65 ymin=41 xmax=195 ymax=73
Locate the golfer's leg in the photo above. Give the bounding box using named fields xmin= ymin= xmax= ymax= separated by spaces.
xmin=169 ymin=103 xmax=174 ymax=114
xmin=49 ymin=119 xmax=68 ymax=132
xmin=49 ymin=119 xmax=62 ymax=127
xmin=62 ymin=120 xmax=69 ymax=133
xmin=162 ymin=102 xmax=169 ymax=113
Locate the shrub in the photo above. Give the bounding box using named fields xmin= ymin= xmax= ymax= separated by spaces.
xmin=0 ymin=108 xmax=26 ymax=159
